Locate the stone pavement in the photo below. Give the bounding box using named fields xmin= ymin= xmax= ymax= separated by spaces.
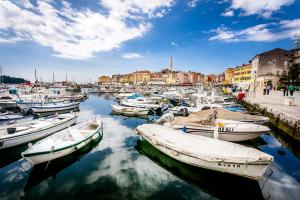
xmin=245 ymin=90 xmax=300 ymax=124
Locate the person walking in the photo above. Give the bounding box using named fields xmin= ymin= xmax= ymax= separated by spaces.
xmin=288 ymin=84 xmax=296 ymax=96
xmin=282 ymin=85 xmax=287 ymax=96
xmin=263 ymin=84 xmax=267 ymax=95
xmin=266 ymin=84 xmax=271 ymax=95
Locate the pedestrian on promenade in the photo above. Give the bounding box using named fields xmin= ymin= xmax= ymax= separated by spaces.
xmin=288 ymin=84 xmax=296 ymax=96
xmin=282 ymin=85 xmax=287 ymax=96
xmin=263 ymin=84 xmax=267 ymax=95
xmin=266 ymin=84 xmax=271 ymax=95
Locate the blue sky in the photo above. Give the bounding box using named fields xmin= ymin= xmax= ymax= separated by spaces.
xmin=0 ymin=0 xmax=299 ymax=82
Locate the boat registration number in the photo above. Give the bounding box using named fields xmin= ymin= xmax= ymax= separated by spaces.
xmin=218 ymin=127 xmax=234 ymax=132
xmin=218 ymin=162 xmax=241 ymax=168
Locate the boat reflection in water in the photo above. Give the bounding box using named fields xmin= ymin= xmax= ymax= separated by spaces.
xmin=0 ymin=144 xmax=28 ymax=168
xmin=24 ymin=134 xmax=102 ymax=192
xmin=135 ymin=139 xmax=264 ymax=200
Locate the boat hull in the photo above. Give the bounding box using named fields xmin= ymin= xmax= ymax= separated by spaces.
xmin=30 ymin=103 xmax=79 ymax=113
xmin=0 ymin=116 xmax=77 ymax=149
xmin=142 ymin=134 xmax=270 ymax=180
xmin=22 ymin=130 xmax=101 ymax=165
xmin=171 ymin=126 xmax=264 ymax=142
xmin=112 ymin=105 xmax=148 ymax=117
xmin=0 ymin=101 xmax=18 ymax=109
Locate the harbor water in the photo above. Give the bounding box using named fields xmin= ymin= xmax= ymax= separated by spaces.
xmin=1 ymin=94 xmax=300 ymax=200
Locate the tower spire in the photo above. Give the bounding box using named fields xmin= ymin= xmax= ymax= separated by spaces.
xmin=169 ymin=56 xmax=173 ymax=72
xmin=34 ymin=68 xmax=37 ymax=82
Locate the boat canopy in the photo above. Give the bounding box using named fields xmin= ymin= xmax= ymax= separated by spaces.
xmin=127 ymin=93 xmax=144 ymax=99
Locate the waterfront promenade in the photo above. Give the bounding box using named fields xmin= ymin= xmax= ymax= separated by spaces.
xmin=244 ymin=90 xmax=300 ymax=140
xmin=245 ymin=91 xmax=300 ymax=123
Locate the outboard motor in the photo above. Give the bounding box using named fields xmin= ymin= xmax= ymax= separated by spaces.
xmin=154 ymin=112 xmax=175 ymax=124
xmin=175 ymin=108 xmax=189 ymax=117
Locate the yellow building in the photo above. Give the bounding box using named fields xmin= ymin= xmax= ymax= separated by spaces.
xmin=98 ymin=76 xmax=111 ymax=84
xmin=232 ymin=64 xmax=252 ymax=88
xmin=130 ymin=70 xmax=151 ymax=84
xmin=119 ymin=74 xmax=130 ymax=83
xmin=224 ymin=68 xmax=235 ymax=84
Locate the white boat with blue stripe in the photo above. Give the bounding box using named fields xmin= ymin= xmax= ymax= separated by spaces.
xmin=0 ymin=113 xmax=77 ymax=149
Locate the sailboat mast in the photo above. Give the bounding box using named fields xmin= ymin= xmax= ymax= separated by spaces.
xmin=0 ymin=65 xmax=2 ymax=85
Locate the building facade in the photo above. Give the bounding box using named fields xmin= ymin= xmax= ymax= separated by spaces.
xmin=130 ymin=70 xmax=151 ymax=84
xmin=148 ymin=73 xmax=166 ymax=85
xmin=111 ymin=74 xmax=122 ymax=83
xmin=191 ymin=72 xmax=203 ymax=84
xmin=175 ymin=71 xmax=193 ymax=85
xmin=250 ymin=48 xmax=291 ymax=90
xmin=232 ymin=64 xmax=252 ymax=88
xmin=224 ymin=68 xmax=235 ymax=84
xmin=98 ymin=76 xmax=111 ymax=84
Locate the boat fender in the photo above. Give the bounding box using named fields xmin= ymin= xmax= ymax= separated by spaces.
xmin=92 ymin=133 xmax=99 ymax=140
xmin=76 ymin=142 xmax=85 ymax=150
xmin=28 ymin=143 xmax=32 ymax=147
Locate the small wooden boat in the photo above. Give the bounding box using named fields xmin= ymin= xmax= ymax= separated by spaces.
xmin=136 ymin=124 xmax=273 ymax=180
xmin=111 ymin=105 xmax=148 ymax=117
xmin=30 ymin=102 xmax=80 ymax=114
xmin=0 ymin=113 xmax=77 ymax=149
xmin=22 ymin=119 xmax=103 ymax=165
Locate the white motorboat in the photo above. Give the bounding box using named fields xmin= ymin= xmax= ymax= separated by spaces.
xmin=189 ymin=108 xmax=269 ymax=124
xmin=136 ymin=124 xmax=273 ymax=180
xmin=0 ymin=96 xmax=19 ymax=109
xmin=115 ymin=93 xmax=135 ymax=99
xmin=17 ymin=99 xmax=66 ymax=110
xmin=164 ymin=118 xmax=270 ymax=142
xmin=170 ymin=94 xmax=222 ymax=114
xmin=22 ymin=118 xmax=103 ymax=165
xmin=111 ymin=105 xmax=148 ymax=117
xmin=0 ymin=113 xmax=77 ymax=149
xmin=30 ymin=102 xmax=80 ymax=114
xmin=120 ymin=99 xmax=161 ymax=109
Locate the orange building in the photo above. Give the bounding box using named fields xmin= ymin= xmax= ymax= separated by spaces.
xmin=98 ymin=76 xmax=111 ymax=84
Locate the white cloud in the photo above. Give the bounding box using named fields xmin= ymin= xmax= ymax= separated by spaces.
xmin=188 ymin=0 xmax=199 ymax=8
xmin=122 ymin=52 xmax=142 ymax=59
xmin=209 ymin=19 xmax=300 ymax=42
xmin=228 ymin=0 xmax=294 ymax=17
xmin=221 ymin=10 xmax=234 ymax=17
xmin=171 ymin=41 xmax=178 ymax=46
xmin=0 ymin=0 xmax=174 ymax=60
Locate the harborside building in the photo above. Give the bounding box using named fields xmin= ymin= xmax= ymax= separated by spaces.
xmin=232 ymin=64 xmax=252 ymax=89
xmin=250 ymin=48 xmax=291 ymax=90
xmin=224 ymin=68 xmax=235 ymax=84
xmin=98 ymin=76 xmax=111 ymax=84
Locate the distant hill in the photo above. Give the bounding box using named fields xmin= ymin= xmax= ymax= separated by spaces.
xmin=0 ymin=75 xmax=29 ymax=84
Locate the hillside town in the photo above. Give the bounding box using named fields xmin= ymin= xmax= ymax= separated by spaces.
xmin=98 ymin=47 xmax=300 ymax=91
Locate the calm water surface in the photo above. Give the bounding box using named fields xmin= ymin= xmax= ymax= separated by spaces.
xmin=1 ymin=94 xmax=300 ymax=200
